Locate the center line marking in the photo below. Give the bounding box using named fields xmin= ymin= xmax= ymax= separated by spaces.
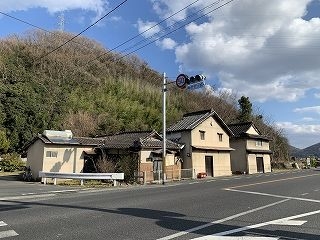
xmin=224 ymin=188 xmax=320 ymax=203
xmin=191 ymin=209 xmax=320 ymax=239
xmin=227 ymin=173 xmax=320 ymax=189
xmin=156 ymin=199 xmax=289 ymax=240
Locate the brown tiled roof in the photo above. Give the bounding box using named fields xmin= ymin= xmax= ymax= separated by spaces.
xmin=167 ymin=109 xmax=233 ymax=136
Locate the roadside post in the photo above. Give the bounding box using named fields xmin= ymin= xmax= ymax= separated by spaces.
xmin=162 ymin=72 xmax=206 ymax=184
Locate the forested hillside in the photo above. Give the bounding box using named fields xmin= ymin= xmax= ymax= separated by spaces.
xmin=0 ymin=31 xmax=289 ymax=162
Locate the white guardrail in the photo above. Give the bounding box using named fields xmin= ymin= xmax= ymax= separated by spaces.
xmin=39 ymin=172 xmax=124 ymax=186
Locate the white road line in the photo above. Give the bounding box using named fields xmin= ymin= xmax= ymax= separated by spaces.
xmin=191 ymin=237 xmax=278 ymax=239
xmin=0 ymin=230 xmax=19 ymax=238
xmin=207 ymin=180 xmax=216 ymax=182
xmin=0 ymin=193 xmax=55 ymax=201
xmin=21 ymin=193 xmax=35 ymax=196
xmin=224 ymin=188 xmax=320 ymax=203
xmin=228 ymin=173 xmax=320 ymax=189
xmin=189 ymin=182 xmax=200 ymax=185
xmin=301 ymin=193 xmax=309 ymax=196
xmin=191 ymin=209 xmax=320 ymax=239
xmin=156 ymin=199 xmax=289 ymax=240
xmin=48 ymin=190 xmax=78 ymax=193
xmin=0 ymin=222 xmax=7 ymax=227
xmin=273 ymin=220 xmax=306 ymax=226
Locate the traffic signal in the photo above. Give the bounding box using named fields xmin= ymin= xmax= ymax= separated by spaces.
xmin=176 ymin=73 xmax=206 ymax=89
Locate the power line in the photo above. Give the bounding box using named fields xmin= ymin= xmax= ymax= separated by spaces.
xmin=116 ymin=0 xmax=237 ymax=61
xmin=81 ymin=0 xmax=230 ymax=69
xmin=0 ymin=10 xmax=49 ymax=33
xmin=119 ymin=0 xmax=224 ymax=55
xmin=37 ymin=0 xmax=128 ymax=61
xmin=0 ymin=0 xmax=200 ymax=62
xmin=104 ymin=0 xmax=201 ymax=54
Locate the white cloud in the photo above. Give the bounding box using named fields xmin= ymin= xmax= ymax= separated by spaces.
xmin=302 ymin=117 xmax=315 ymax=122
xmin=152 ymin=0 xmax=320 ymax=102
xmin=315 ymin=92 xmax=320 ymax=98
xmin=156 ymin=38 xmax=177 ymax=50
xmin=136 ymin=19 xmax=161 ymax=38
xmin=294 ymin=106 xmax=320 ymax=114
xmin=0 ymin=0 xmax=107 ymax=15
xmin=276 ymin=121 xmax=320 ymax=148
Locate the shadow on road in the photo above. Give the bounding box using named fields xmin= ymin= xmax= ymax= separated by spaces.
xmin=1 ymin=199 xmax=320 ymax=239
xmin=0 ymin=174 xmax=21 ymax=181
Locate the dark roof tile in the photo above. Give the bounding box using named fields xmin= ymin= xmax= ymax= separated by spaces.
xmin=167 ymin=109 xmax=233 ymax=136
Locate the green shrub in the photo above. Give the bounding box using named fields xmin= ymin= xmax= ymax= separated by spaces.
xmin=0 ymin=153 xmax=25 ymax=172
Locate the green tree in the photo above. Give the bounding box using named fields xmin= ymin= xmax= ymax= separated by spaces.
xmin=0 ymin=130 xmax=10 ymax=154
xmin=237 ymin=96 xmax=252 ymax=122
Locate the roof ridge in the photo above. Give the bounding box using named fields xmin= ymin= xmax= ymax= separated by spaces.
xmin=183 ymin=109 xmax=212 ymax=117
xmin=228 ymin=121 xmax=253 ymax=126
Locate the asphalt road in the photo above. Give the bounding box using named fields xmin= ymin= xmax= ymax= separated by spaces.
xmin=1 ymin=169 xmax=320 ymax=240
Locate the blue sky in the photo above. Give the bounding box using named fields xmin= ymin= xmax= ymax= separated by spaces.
xmin=0 ymin=0 xmax=320 ymax=149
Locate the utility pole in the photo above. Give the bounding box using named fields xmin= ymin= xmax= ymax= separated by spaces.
xmin=162 ymin=72 xmax=167 ymax=184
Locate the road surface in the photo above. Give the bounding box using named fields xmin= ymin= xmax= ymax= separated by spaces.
xmin=1 ymin=169 xmax=320 ymax=239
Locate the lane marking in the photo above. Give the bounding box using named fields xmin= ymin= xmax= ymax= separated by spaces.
xmin=21 ymin=193 xmax=35 ymax=196
xmin=156 ymin=199 xmax=289 ymax=240
xmin=191 ymin=237 xmax=278 ymax=239
xmin=228 ymin=173 xmax=320 ymax=189
xmin=0 ymin=222 xmax=7 ymax=227
xmin=0 ymin=230 xmax=19 ymax=238
xmin=301 ymin=193 xmax=309 ymax=196
xmin=0 ymin=193 xmax=56 ymax=201
xmin=191 ymin=209 xmax=320 ymax=239
xmin=189 ymin=182 xmax=200 ymax=185
xmin=48 ymin=190 xmax=78 ymax=193
xmin=273 ymin=220 xmax=307 ymax=226
xmin=224 ymin=188 xmax=320 ymax=203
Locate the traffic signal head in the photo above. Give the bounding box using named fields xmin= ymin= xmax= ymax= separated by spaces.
xmin=189 ymin=74 xmax=206 ymax=84
xmin=195 ymin=74 xmax=206 ymax=82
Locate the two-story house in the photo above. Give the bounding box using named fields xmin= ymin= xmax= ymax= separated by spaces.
xmin=228 ymin=122 xmax=272 ymax=174
xmin=167 ymin=109 xmax=234 ymax=177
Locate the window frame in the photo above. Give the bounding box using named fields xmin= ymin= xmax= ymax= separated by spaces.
xmin=199 ymin=130 xmax=206 ymax=140
xmin=46 ymin=151 xmax=58 ymax=158
xmin=255 ymin=140 xmax=263 ymax=147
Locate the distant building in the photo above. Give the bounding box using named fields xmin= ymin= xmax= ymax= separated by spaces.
xmin=228 ymin=122 xmax=272 ymax=174
xmin=23 ymin=130 xmax=102 ymax=179
xmin=167 ymin=109 xmax=234 ymax=177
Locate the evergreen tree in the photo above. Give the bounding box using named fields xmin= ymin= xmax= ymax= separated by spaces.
xmin=237 ymin=96 xmax=252 ymax=122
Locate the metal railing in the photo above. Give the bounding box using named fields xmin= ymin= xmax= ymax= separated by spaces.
xmin=39 ymin=171 xmax=124 ymax=186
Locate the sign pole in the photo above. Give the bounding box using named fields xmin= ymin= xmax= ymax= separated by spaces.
xmin=162 ymin=72 xmax=167 ymax=184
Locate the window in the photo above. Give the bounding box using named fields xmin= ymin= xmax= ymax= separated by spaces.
xmin=217 ymin=133 xmax=223 ymax=142
xmin=256 ymin=140 xmax=263 ymax=147
xmin=200 ymin=130 xmax=205 ymax=140
xmin=46 ymin=151 xmax=58 ymax=158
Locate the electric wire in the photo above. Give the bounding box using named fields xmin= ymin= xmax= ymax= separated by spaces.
xmin=80 ymin=0 xmax=233 ymax=70
xmin=119 ymin=0 xmax=224 ymax=55
xmin=104 ymin=0 xmax=201 ymax=54
xmin=0 ymin=0 xmax=201 ymax=62
xmin=37 ymin=0 xmax=128 ymax=61
xmin=115 ymin=0 xmax=237 ymax=61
